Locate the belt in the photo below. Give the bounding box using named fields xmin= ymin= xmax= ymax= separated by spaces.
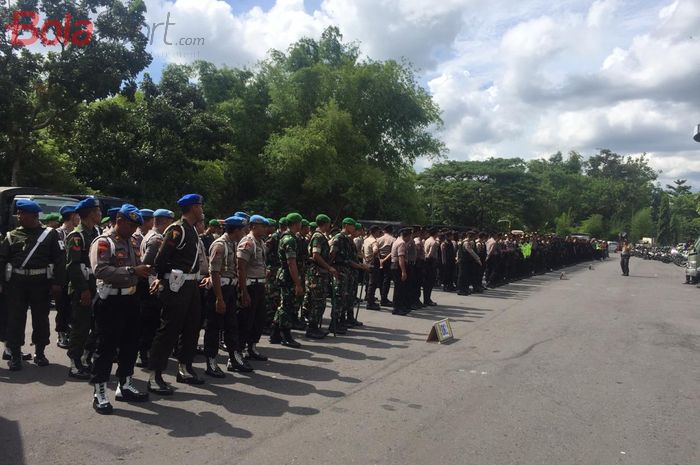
xmin=163 ymin=273 xmax=200 ymax=281
xmin=220 ymin=277 xmax=238 ymax=286
xmin=13 ymin=268 xmax=48 ymax=276
xmin=246 ymin=278 xmax=266 ymax=285
xmin=106 ymin=286 xmax=137 ymax=296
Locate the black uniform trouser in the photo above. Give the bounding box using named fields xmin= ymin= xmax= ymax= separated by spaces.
xmin=0 ymin=291 xmax=7 ymax=342
xmin=149 ymin=280 xmax=201 ymax=372
xmin=413 ymin=260 xmax=424 ymax=304
xmin=90 ymin=294 xmax=139 ymax=384
xmin=442 ymin=263 xmax=455 ymax=290
xmin=6 ymin=276 xmax=51 ymax=353
xmin=392 ymin=266 xmax=409 ymax=310
xmin=55 ymin=286 xmax=72 ymax=333
xmin=380 ymin=264 xmax=392 ymax=301
xmin=423 ymin=259 xmax=436 ymax=303
xmin=457 ymin=262 xmax=469 ymax=292
xmin=366 ymin=266 xmax=380 ymax=304
xmin=204 ymin=284 xmax=240 ymax=358
xmin=238 ymin=282 xmax=266 ymax=346
xmin=138 ymin=283 xmax=162 ymax=356
xmin=620 ymin=255 xmax=630 ymax=275
xmin=470 ymin=261 xmax=482 ymax=290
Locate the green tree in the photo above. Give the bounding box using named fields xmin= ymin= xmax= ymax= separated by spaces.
xmin=657 ymin=194 xmax=672 ymax=245
xmin=0 ymin=0 xmax=151 ymax=185
xmin=555 ymin=211 xmax=573 ymax=236
xmin=629 ymin=208 xmax=654 ymax=243
xmin=579 ymin=214 xmax=606 ymax=239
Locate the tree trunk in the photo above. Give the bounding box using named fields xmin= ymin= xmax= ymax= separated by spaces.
xmin=11 ymin=156 xmax=20 ymax=186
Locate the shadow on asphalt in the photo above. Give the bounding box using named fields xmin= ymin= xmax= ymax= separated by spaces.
xmin=0 ymin=416 xmax=25 ymax=465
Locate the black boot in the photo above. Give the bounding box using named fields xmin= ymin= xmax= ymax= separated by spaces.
xmin=116 ymin=376 xmax=149 ymax=402
xmin=68 ymin=357 xmax=91 ymax=380
xmin=7 ymin=349 xmax=22 ymax=371
xmin=280 ymin=328 xmax=301 ymax=348
xmin=269 ymin=325 xmax=282 ymax=344
xmin=176 ymin=363 xmax=205 ymax=385
xmin=245 ymin=343 xmax=268 ymax=361
xmin=34 ymin=348 xmax=49 ymax=367
xmin=227 ymin=351 xmax=254 ymax=373
xmin=147 ymin=371 xmax=174 ymax=395
xmin=135 ymin=351 xmax=149 ymax=368
xmin=205 ymin=357 xmax=226 ymax=378
xmin=93 ymin=383 xmax=113 ymax=415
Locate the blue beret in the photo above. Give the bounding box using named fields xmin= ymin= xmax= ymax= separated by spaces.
xmin=59 ymin=205 xmax=76 ymax=217
xmin=139 ymin=209 xmax=154 ymax=219
xmin=177 ymin=194 xmax=203 ymax=207
xmin=153 ymin=209 xmax=174 ymax=219
xmin=234 ymin=211 xmax=250 ymax=220
xmin=15 ymin=199 xmax=42 ymax=214
xmin=75 ymin=197 xmax=98 ymax=211
xmin=249 ymin=215 xmax=269 ymax=225
xmin=118 ymin=204 xmax=144 ymax=226
xmin=107 ymin=208 xmax=120 ymax=219
xmin=224 ymin=216 xmax=247 ymax=228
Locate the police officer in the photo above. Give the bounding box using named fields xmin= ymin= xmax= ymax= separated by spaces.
xmin=0 ymin=199 xmax=66 ymax=370
xmin=270 ymin=213 xmax=303 ymax=348
xmin=376 ymin=225 xmax=396 ymax=307
xmin=390 ymin=228 xmax=412 ymax=315
xmin=303 ymin=214 xmax=337 ymax=339
xmin=236 ymin=215 xmax=270 ymax=361
xmin=132 ymin=209 xmax=154 ymax=261
xmin=204 ymin=215 xmax=249 ymax=378
xmin=135 ymin=209 xmax=175 ymax=368
xmin=148 ymin=194 xmax=206 ymax=394
xmin=423 ymin=228 xmax=439 ymax=306
xmin=66 ymin=198 xmax=102 ymax=379
xmin=363 ymin=225 xmax=382 ymax=310
xmin=55 ymin=205 xmax=79 ymax=349
xmin=89 ymin=204 xmax=151 ymax=414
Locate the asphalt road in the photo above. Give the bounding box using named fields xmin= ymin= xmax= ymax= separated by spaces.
xmin=1 ymin=257 xmax=699 ymax=465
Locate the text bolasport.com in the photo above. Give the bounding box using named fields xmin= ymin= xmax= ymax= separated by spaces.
xmin=144 ymin=12 xmax=206 ymax=59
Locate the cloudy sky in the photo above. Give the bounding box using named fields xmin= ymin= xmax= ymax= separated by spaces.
xmin=140 ymin=0 xmax=700 ymax=187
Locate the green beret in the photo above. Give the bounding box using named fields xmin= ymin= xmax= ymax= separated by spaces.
xmin=208 ymin=219 xmax=220 ymax=227
xmin=342 ymin=217 xmax=356 ymax=226
xmin=267 ymin=218 xmax=277 ymax=227
xmin=42 ymin=213 xmax=61 ymax=222
xmin=301 ymin=219 xmax=310 ymax=227
xmin=315 ymin=214 xmax=331 ymax=224
xmin=101 ymin=217 xmax=111 ymax=225
xmin=286 ymin=212 xmax=303 ymax=224
xmin=355 ymin=222 xmax=363 ymax=229
xmin=279 ymin=217 xmax=288 ymax=226
xmin=310 ymin=222 xmax=317 ymax=229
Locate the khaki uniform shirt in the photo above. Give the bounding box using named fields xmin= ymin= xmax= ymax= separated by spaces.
xmin=237 ymin=232 xmax=267 ymax=279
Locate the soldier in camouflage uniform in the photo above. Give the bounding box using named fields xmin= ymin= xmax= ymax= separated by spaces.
xmin=264 ymin=217 xmax=285 ymax=334
xmin=269 ymin=213 xmax=303 ymax=348
xmin=303 ymin=214 xmax=337 ymax=339
xmin=293 ymin=219 xmax=310 ymax=330
xmin=329 ymin=218 xmax=368 ymax=334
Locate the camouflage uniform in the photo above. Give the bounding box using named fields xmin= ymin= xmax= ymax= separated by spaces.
xmin=295 ymin=232 xmax=309 ymax=317
xmin=303 ymin=230 xmax=330 ymax=329
xmin=273 ymin=231 xmax=299 ymax=330
xmin=329 ymin=231 xmax=355 ymax=327
xmin=264 ymin=231 xmax=281 ymax=327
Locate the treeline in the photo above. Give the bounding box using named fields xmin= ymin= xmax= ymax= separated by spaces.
xmin=1 ymin=1 xmax=697 ymax=244
xmin=418 ymin=151 xmax=700 ymax=243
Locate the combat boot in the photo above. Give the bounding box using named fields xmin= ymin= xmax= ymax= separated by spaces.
xmin=93 ymin=383 xmax=113 ymax=415
xmin=280 ymin=329 xmax=301 ymax=348
xmin=269 ymin=324 xmax=282 ymax=344
xmin=205 ymin=357 xmax=226 ymax=378
xmin=147 ymin=371 xmax=174 ymax=395
xmin=227 ymin=351 xmax=254 ymax=373
xmin=68 ymin=357 xmax=91 ymax=380
xmin=34 ymin=347 xmax=49 ymax=367
xmin=176 ymin=363 xmax=205 ymax=385
xmin=245 ymin=343 xmax=268 ymax=361
xmin=116 ymin=376 xmax=149 ymax=402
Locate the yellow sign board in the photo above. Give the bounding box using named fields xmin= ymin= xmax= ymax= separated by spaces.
xmin=426 ymin=318 xmax=454 ymax=343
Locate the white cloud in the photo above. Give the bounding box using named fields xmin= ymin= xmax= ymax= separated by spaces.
xmin=138 ymin=0 xmax=700 ymax=186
